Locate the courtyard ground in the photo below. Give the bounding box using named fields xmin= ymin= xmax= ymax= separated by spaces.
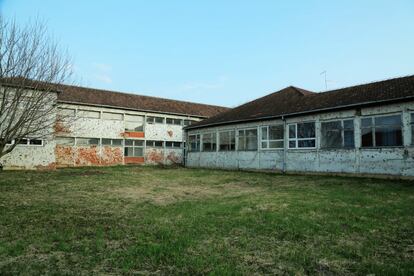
xmin=0 ymin=166 xmax=413 ymax=275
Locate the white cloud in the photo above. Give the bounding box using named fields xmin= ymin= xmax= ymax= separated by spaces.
xmin=91 ymin=62 xmax=113 ymax=84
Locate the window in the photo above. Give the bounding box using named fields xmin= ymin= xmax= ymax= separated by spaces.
xmin=146 ymin=140 xmax=164 ymax=147
xmin=15 ymin=138 xmax=44 ymax=146
xmin=321 ymin=119 xmax=354 ymax=148
xmin=56 ymin=137 xmax=75 ymax=146
xmin=411 ymin=113 xmax=414 ymax=145
xmin=361 ymin=114 xmax=402 ymax=147
xmin=219 ymin=130 xmax=236 ymax=151
xmin=261 ymin=125 xmax=283 ymax=149
xmin=125 ymin=114 xmax=144 ymax=131
xmin=238 ymin=129 xmax=258 ymax=151
xmin=202 ymin=133 xmax=217 ymax=152
xmin=76 ymin=138 xmax=100 ymax=146
xmin=57 ymin=108 xmax=75 ymax=118
xmin=166 ymin=118 xmax=182 ymax=125
xmin=166 ymin=141 xmax=182 ymax=148
xmin=102 ymin=139 xmax=123 ymax=146
xmin=288 ymin=122 xmax=316 ymax=148
xmin=102 ymin=112 xmax=123 ymax=121
xmin=125 ymin=140 xmax=144 ymax=157
xmin=183 ymin=119 xmax=198 ymax=126
xmin=146 ymin=116 xmax=164 ymax=124
xmin=188 ymin=134 xmax=200 ymax=152
xmin=78 ymin=109 xmax=100 ymax=119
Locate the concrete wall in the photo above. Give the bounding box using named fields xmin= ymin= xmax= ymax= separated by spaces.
xmin=186 ymin=101 xmax=414 ymax=177
xmin=1 ymin=102 xmax=201 ymax=169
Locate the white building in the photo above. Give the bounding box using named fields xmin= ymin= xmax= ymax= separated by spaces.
xmin=0 ymin=82 xmax=228 ymax=169
xmin=185 ymin=76 xmax=414 ymax=177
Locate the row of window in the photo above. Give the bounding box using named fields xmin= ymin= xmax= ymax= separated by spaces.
xmin=56 ymin=137 xmax=183 ymax=149
xmin=189 ymin=113 xmax=414 ymax=152
xmin=5 ymin=138 xmax=44 ymax=146
xmin=58 ymin=108 xmax=197 ymax=127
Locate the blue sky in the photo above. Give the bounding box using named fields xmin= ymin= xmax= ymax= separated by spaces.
xmin=1 ymin=1 xmax=414 ymax=107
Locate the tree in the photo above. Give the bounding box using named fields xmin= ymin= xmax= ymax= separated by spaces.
xmin=0 ymin=16 xmax=72 ymax=164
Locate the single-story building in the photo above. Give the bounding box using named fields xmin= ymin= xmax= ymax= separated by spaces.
xmin=0 ymin=80 xmax=228 ymax=169
xmin=185 ymin=75 xmax=414 ymax=177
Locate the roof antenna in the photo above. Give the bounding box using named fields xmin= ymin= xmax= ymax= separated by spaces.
xmin=320 ymin=70 xmax=327 ymax=91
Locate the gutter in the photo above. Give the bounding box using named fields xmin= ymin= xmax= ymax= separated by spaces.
xmin=185 ymin=95 xmax=414 ymax=130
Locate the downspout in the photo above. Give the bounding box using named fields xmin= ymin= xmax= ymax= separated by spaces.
xmin=282 ymin=116 xmax=287 ymax=173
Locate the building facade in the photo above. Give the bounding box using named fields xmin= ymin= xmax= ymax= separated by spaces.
xmin=0 ymin=82 xmax=228 ymax=169
xmin=185 ymin=76 xmax=414 ymax=177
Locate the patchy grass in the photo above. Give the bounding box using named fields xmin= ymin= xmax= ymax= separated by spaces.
xmin=0 ymin=166 xmax=413 ymax=275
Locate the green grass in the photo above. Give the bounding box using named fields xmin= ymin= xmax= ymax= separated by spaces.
xmin=1 ymin=166 xmax=413 ymax=275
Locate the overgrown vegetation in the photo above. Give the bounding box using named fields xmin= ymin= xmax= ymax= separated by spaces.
xmin=1 ymin=166 xmax=413 ymax=274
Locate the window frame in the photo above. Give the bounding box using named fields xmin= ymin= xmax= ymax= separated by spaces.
xmin=320 ymin=119 xmax=355 ymax=149
xmin=124 ymin=139 xmax=144 ymax=157
xmin=237 ymin=128 xmax=258 ymax=151
xmin=188 ymin=134 xmax=201 ymax=152
xmin=102 ymin=138 xmax=124 ymax=147
xmin=288 ymin=122 xmax=316 ymax=149
xmin=102 ymin=112 xmax=124 ymax=121
xmin=166 ymin=118 xmax=183 ymax=125
xmin=202 ymin=132 xmax=217 ymax=152
xmin=124 ymin=114 xmax=144 ymax=132
xmin=15 ymin=138 xmax=44 ymax=147
xmin=146 ymin=116 xmax=165 ymax=124
xmin=76 ymin=138 xmax=100 ymax=146
xmin=166 ymin=141 xmax=182 ymax=148
xmin=261 ymin=125 xmax=284 ymax=150
xmin=78 ymin=109 xmax=101 ymax=119
xmin=146 ymin=140 xmax=164 ymax=148
xmin=361 ymin=113 xmax=403 ymax=148
xmin=218 ymin=130 xmax=236 ymax=151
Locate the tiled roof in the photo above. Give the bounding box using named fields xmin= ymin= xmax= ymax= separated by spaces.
xmin=0 ymin=78 xmax=229 ymax=118
xmin=187 ymin=75 xmax=414 ymax=129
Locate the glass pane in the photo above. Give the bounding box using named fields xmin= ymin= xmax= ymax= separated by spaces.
xmin=261 ymin=141 xmax=268 ymax=148
xmin=146 ymin=140 xmax=153 ymax=147
xmin=361 ymin=118 xmax=372 ymax=127
xmin=298 ymin=122 xmax=315 ymax=138
xmin=134 ymin=148 xmax=144 ymax=157
xmin=269 ymin=125 xmax=283 ymax=140
xmin=112 ymin=139 xmax=123 ymax=146
xmin=29 ymin=139 xmax=42 ymax=145
xmin=146 ymin=117 xmax=155 ymax=123
xmin=375 ymin=115 xmax=402 ymax=126
xmin=343 ymin=119 xmax=354 ymax=129
xmin=261 ymin=127 xmax=268 ymax=140
xmin=238 ymin=136 xmax=245 ymax=151
xmin=246 ymin=129 xmax=257 ymax=150
xmin=166 ymin=141 xmax=173 ymax=148
xmin=344 ymin=130 xmax=355 ymax=148
xmin=89 ymin=138 xmax=100 ymax=145
xmin=102 ymin=138 xmax=111 ymax=145
xmin=289 ymin=140 xmax=296 ymax=148
xmin=375 ymin=127 xmax=402 ymax=147
xmin=155 ymin=117 xmax=164 ymax=124
xmin=298 ymin=139 xmax=315 ymax=148
xmin=58 ymin=108 xmax=75 ymax=117
xmin=134 ymin=140 xmax=144 ymax=147
xmin=124 ymin=147 xmax=134 ymax=156
xmin=321 ymin=121 xmax=341 ymax=148
xmin=361 ymin=128 xmax=373 ymax=147
xmin=154 ymin=141 xmax=163 ymax=147
xmin=269 ymin=141 xmax=283 ymax=148
xmin=125 ymin=140 xmax=133 ymax=146
xmin=289 ymin=125 xmax=296 ymax=138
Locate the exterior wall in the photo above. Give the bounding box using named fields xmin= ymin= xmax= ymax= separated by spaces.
xmin=1 ymin=102 xmax=202 ymax=169
xmin=186 ymin=101 xmax=414 ymax=177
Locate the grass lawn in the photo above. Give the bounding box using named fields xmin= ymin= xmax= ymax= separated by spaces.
xmin=1 ymin=166 xmax=414 ymax=275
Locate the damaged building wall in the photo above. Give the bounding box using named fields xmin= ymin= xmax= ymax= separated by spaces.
xmin=186 ymin=101 xmax=414 ymax=177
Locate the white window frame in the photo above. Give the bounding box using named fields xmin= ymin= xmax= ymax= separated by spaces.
xmin=288 ymin=122 xmax=316 ymax=149
xmin=361 ymin=113 xmax=403 ymax=148
xmin=146 ymin=116 xmax=165 ymax=124
xmin=261 ymin=125 xmax=284 ymax=150
xmin=320 ymin=119 xmax=355 ymax=149
xmin=146 ymin=140 xmax=164 ymax=148
xmin=75 ymin=138 xmax=100 ymax=146
xmin=102 ymin=112 xmax=124 ymax=121
xmin=124 ymin=114 xmax=144 ymax=132
xmin=237 ymin=128 xmax=258 ymax=151
xmin=78 ymin=109 xmax=101 ymax=119
xmin=101 ymin=138 xmax=123 ymax=147
xmin=15 ymin=138 xmax=44 ymax=147
xmin=124 ymin=139 xmax=144 ymax=157
xmin=166 ymin=118 xmax=183 ymax=126
xmin=166 ymin=141 xmax=182 ymax=148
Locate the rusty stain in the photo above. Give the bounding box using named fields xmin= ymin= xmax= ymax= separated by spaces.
xmin=75 ymin=146 xmax=101 ymax=166
xmin=101 ymin=146 xmax=123 ymax=165
xmin=146 ymin=149 xmax=164 ymax=164
xmin=54 ymin=119 xmax=71 ymax=135
xmin=166 ymin=151 xmax=181 ymax=164
xmin=167 ymin=130 xmax=173 ymax=137
xmin=55 ymin=145 xmax=76 ymax=167
xmin=121 ymin=131 xmax=145 ymax=138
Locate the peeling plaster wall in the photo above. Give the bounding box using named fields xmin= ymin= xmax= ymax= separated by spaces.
xmin=186 ymin=101 xmax=414 ymax=177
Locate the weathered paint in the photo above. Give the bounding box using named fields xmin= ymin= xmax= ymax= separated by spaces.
xmin=122 ymin=131 xmax=145 ymax=138
xmin=125 ymin=156 xmax=145 ymax=164
xmin=186 ymin=101 xmax=414 ymax=177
